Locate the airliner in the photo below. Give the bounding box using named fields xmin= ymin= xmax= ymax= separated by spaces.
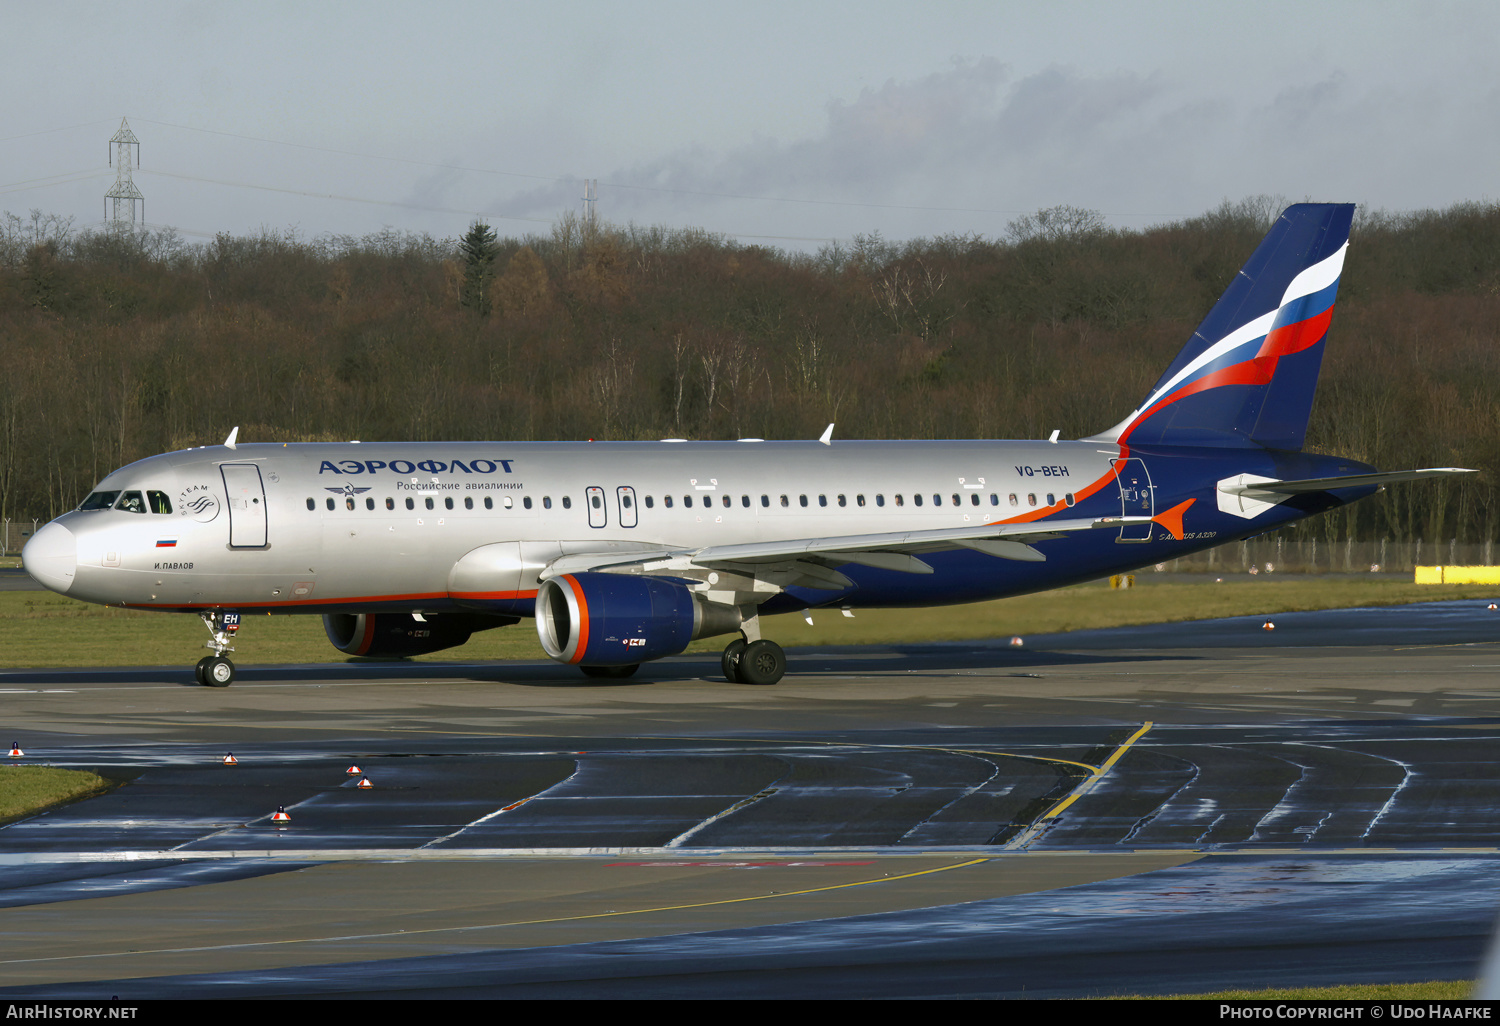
xmin=20 ymin=203 xmax=1471 ymax=687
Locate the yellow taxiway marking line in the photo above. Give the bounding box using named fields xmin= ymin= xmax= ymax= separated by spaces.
xmin=0 ymin=858 xmax=992 ymax=968
xmin=1006 ymin=721 xmax=1154 ymax=849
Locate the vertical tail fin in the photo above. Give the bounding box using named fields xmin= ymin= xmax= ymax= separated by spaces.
xmin=1093 ymin=202 xmax=1355 ymax=450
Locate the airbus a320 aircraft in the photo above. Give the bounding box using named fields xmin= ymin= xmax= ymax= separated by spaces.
xmin=21 ymin=203 xmax=1471 ymax=687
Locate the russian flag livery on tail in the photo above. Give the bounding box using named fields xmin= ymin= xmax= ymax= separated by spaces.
xmin=22 ymin=204 xmax=1475 ymax=687
xmin=1098 ymin=203 xmax=1353 ymax=451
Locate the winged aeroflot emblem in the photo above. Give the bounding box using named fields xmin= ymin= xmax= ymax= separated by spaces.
xmin=327 ymin=484 xmax=372 ymax=497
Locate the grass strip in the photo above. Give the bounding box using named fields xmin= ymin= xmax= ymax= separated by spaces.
xmin=0 ymin=766 xmax=119 ymax=823
xmin=2 ymin=577 xmax=1498 ymax=669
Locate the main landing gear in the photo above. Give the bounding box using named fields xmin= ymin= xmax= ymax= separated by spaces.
xmin=722 ymin=635 xmax=785 ymax=686
xmin=195 ymin=611 xmax=239 ymax=687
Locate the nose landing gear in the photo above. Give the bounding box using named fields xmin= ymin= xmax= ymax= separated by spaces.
xmin=195 ymin=611 xmax=239 ymax=687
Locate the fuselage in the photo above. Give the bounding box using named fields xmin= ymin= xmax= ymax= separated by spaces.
xmin=24 ymin=437 xmax=1377 ymax=618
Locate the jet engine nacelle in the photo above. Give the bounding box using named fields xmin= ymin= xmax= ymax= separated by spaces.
xmin=535 ymin=572 xmax=741 ymax=667
xmin=323 ymin=612 xmax=517 ymax=659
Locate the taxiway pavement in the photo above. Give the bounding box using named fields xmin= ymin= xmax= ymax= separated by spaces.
xmin=2 ymin=597 xmax=1499 ymax=997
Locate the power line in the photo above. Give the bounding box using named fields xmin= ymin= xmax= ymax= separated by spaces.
xmin=136 ymin=168 xmax=556 ymax=226
xmin=0 ymin=119 xmax=116 ymax=145
xmin=0 ymin=169 xmax=110 ymax=196
xmin=127 ymin=115 xmax=1035 ymax=218
xmin=134 ymin=168 xmax=840 ymax=241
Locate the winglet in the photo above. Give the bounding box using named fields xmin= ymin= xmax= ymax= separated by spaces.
xmin=819 ymin=424 xmax=834 ymax=445
xmin=1150 ymin=498 xmax=1195 ymax=541
xmin=223 ymin=426 xmax=239 ymax=450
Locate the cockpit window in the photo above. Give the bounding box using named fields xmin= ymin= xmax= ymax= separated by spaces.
xmin=78 ymin=491 xmax=120 ymax=511
xmin=147 ymin=490 xmax=172 ymax=514
xmin=114 ymin=491 xmax=147 ymax=514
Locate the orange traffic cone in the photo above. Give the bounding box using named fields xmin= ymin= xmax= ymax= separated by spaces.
xmin=1263 ymin=621 xmax=1275 ymax=631
xmin=1009 ymin=636 xmax=1024 ymax=647
xmin=222 ymin=752 xmax=238 ymax=765
xmin=346 ymin=764 xmax=361 ymax=775
xmin=271 ymin=806 xmax=291 ymax=824
xmin=8 ymin=743 xmax=23 ymax=758
xmin=356 ymin=777 xmax=373 ymax=789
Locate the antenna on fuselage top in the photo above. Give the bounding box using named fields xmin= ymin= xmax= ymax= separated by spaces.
xmin=818 ymin=424 xmax=834 ymax=445
xmin=223 ymin=426 xmax=239 ymax=450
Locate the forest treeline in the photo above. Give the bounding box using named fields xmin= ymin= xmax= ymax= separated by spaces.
xmin=2 ymin=196 xmax=1499 ymax=547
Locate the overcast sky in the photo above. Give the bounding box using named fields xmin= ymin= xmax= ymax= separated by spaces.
xmin=3 ymin=1 xmax=1497 ymax=248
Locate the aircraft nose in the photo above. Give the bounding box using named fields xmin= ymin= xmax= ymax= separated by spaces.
xmin=22 ymin=522 xmax=76 ymax=595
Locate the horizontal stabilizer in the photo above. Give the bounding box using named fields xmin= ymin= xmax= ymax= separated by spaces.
xmin=1217 ymin=468 xmax=1476 ymax=520
xmin=1220 ymin=468 xmax=1476 ymax=496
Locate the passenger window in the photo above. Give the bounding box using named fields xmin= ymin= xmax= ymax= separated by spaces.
xmin=591 ymin=494 xmax=601 ymax=509
xmin=914 ymin=493 xmax=923 ymax=506
xmin=857 ymin=494 xmax=866 ymax=507
xmin=445 ymin=497 xmax=455 ymax=510
xmin=702 ymin=495 xmax=711 ymax=508
xmin=524 ymin=497 xmax=533 ymax=509
xmin=933 ymin=493 xmax=941 ymax=506
xmin=327 ymin=497 xmax=336 ymax=511
xmin=484 ymin=497 xmax=493 ymax=509
xmin=818 ymin=495 xmax=827 ymax=507
xmin=501 ymin=496 xmax=511 ymax=509
xmin=1028 ymin=494 xmax=1037 ymax=506
xmin=148 ymin=491 xmax=172 ymax=514
xmin=563 ymin=495 xmax=573 ymax=509
xmin=306 ymin=498 xmax=315 ymax=511
xmin=971 ymin=494 xmax=979 ymax=506
xmin=742 ymin=495 xmax=750 ymax=507
xmin=645 ymin=496 xmax=654 ymax=508
xmin=951 ymin=494 xmax=960 ymax=506
xmin=721 ymin=494 xmax=730 ymax=508
xmin=115 ymin=491 xmax=146 ymax=514
xmin=624 ymin=494 xmax=633 ymax=509
xmin=405 ymin=497 xmax=414 ymax=510
xmin=761 ymin=495 xmax=770 ymax=507
xmin=464 ymin=496 xmax=473 ymax=510
xmin=780 ymin=495 xmax=789 ymax=507
xmin=386 ymin=497 xmax=394 ymax=510
xmin=895 ymin=494 xmax=904 ymax=506
xmin=1009 ymin=494 xmax=1019 ymax=506
xmin=425 ymin=497 xmax=435 ymax=510
xmin=837 ymin=494 xmax=846 ymax=507
xmin=1046 ymin=493 xmax=1055 ymax=506
xmin=875 ymin=494 xmax=885 ymax=507
xmin=799 ymin=495 xmax=808 ymax=507
xmin=990 ymin=494 xmax=999 ymax=505
xmin=665 ymin=495 xmax=674 ymax=508
xmin=685 ymin=495 xmax=693 ymax=507
xmin=346 ymin=498 xmax=355 ymax=510
xmin=543 ymin=496 xmax=552 ymax=509
xmin=365 ymin=497 xmax=375 ymax=510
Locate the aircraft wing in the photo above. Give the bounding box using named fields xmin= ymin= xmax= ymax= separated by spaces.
xmin=539 ymin=501 xmax=1195 ymax=583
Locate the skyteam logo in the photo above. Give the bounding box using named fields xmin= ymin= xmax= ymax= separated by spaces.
xmin=178 ymin=485 xmax=220 ymax=523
